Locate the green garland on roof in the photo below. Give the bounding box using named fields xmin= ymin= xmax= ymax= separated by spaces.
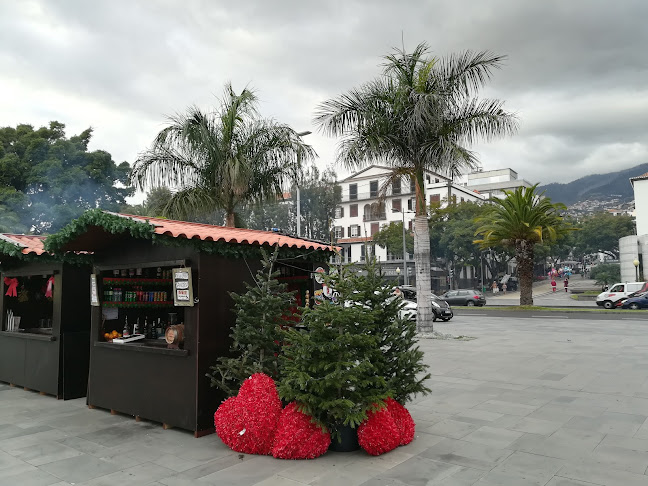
xmin=0 ymin=239 xmax=92 ymax=270
xmin=44 ymin=209 xmax=155 ymax=253
xmin=44 ymin=209 xmax=334 ymax=262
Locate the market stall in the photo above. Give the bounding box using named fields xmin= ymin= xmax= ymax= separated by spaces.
xmin=45 ymin=210 xmax=335 ymax=436
xmin=0 ymin=234 xmax=91 ymax=399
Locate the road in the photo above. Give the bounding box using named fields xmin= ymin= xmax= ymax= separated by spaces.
xmin=485 ymin=278 xmax=604 ymax=308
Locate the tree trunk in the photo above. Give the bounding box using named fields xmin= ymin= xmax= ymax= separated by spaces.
xmin=225 ymin=212 xmax=236 ymax=227
xmin=517 ymin=242 xmax=535 ymax=306
xmin=414 ymin=214 xmax=433 ymax=333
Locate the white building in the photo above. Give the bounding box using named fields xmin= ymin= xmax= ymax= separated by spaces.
xmin=619 ymin=172 xmax=648 ymax=282
xmin=331 ymin=165 xmax=485 ymax=267
xmin=456 ymin=168 xmax=534 ymax=199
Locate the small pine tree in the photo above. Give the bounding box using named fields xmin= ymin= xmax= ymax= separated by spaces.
xmin=278 ymin=258 xmax=430 ymax=431
xmin=336 ymin=259 xmax=431 ymax=403
xmin=207 ymin=247 xmax=295 ymax=396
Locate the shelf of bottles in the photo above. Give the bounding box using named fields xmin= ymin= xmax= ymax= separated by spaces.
xmin=102 ymin=268 xmax=174 ymax=308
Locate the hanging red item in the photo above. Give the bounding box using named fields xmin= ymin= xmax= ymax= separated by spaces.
xmin=45 ymin=276 xmax=55 ymax=298
xmin=4 ymin=277 xmax=18 ymax=297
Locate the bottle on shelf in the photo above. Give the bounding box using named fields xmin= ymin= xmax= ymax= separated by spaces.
xmin=133 ymin=317 xmax=140 ymax=335
xmin=123 ymin=316 xmax=130 ymax=337
xmin=144 ymin=316 xmax=150 ymax=339
xmin=156 ymin=317 xmax=162 ymax=338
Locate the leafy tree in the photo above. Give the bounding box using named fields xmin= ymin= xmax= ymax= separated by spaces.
xmin=475 ymin=185 xmax=575 ymax=305
xmin=130 ymin=83 xmax=315 ymax=227
xmin=0 ymin=122 xmax=131 ymax=233
xmin=295 ymin=166 xmax=341 ymax=241
xmin=590 ymin=263 xmax=621 ymax=286
xmin=207 ymin=248 xmax=295 ymax=396
xmin=121 ymin=187 xmax=173 ymax=217
xmin=315 ymin=43 xmax=517 ymax=332
xmin=573 ymin=213 xmax=635 ymax=259
xmin=373 ymin=221 xmax=414 ymax=257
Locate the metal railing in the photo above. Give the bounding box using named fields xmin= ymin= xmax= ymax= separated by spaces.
xmin=363 ymin=213 xmax=387 ymax=222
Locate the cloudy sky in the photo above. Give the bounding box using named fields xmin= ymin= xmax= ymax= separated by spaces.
xmin=1 ymin=0 xmax=647 ymax=190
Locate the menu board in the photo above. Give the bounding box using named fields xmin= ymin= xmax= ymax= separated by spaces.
xmin=172 ymin=268 xmax=194 ymax=307
xmin=90 ymin=274 xmax=100 ymax=306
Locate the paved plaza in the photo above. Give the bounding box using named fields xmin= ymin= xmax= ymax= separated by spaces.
xmin=2 ymin=313 xmax=648 ymax=485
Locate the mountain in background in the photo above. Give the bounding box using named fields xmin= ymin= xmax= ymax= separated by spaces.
xmin=539 ymin=163 xmax=648 ymax=206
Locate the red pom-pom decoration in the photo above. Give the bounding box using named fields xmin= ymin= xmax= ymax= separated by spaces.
xmin=271 ymin=402 xmax=331 ymax=460
xmin=385 ymin=398 xmax=415 ymax=445
xmin=213 ymin=373 xmax=282 ymax=455
xmin=357 ymin=406 xmax=400 ymax=456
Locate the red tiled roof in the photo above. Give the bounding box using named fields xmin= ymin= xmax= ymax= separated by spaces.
xmin=115 ymin=213 xmax=336 ymax=252
xmin=0 ymin=234 xmax=47 ymax=255
xmin=336 ymin=236 xmax=374 ymax=244
xmin=631 ymin=172 xmax=648 ymax=185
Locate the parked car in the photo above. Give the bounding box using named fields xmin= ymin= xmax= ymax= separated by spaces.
xmin=597 ymin=282 xmax=647 ymax=309
xmin=440 ymin=289 xmax=486 ymax=307
xmin=394 ymin=286 xmax=454 ymax=321
xmin=615 ymin=286 xmax=648 ymax=307
xmin=621 ymin=292 xmax=648 ymax=310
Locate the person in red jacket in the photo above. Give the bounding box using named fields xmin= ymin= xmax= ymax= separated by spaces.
xmin=564 ymin=278 xmax=569 ymax=292
xmin=551 ymin=279 xmax=557 ymax=292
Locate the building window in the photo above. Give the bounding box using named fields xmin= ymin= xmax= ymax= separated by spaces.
xmin=371 ymin=223 xmax=379 ymax=235
xmin=408 ymin=220 xmax=413 ymax=232
xmin=435 ymin=178 xmax=439 ymax=183
xmin=461 ymin=197 xmax=465 ymax=203
xmin=407 ymin=198 xmax=414 ymax=211
xmin=392 ymin=198 xmax=401 ymax=212
xmin=369 ymin=180 xmax=378 ymax=197
xmin=392 ymin=179 xmax=401 ymax=195
xmin=426 ymin=175 xmax=431 ymax=183
xmin=430 ymin=194 xmax=440 ymax=204
xmin=346 ymin=246 xmax=351 ymax=262
xmin=409 ymin=177 xmax=416 ymax=193
xmin=452 ymin=195 xmax=457 ymax=205
xmin=350 ymin=204 xmax=358 ymax=217
xmin=334 ymin=226 xmax=344 ymax=239
xmin=334 ymin=206 xmax=344 ymax=218
xmin=360 ymin=244 xmax=365 ymax=261
xmin=350 ymin=225 xmax=360 ymax=237
xmin=349 ymin=184 xmax=358 ymax=200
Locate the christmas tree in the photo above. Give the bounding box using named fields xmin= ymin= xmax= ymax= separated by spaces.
xmin=208 ymin=247 xmax=295 ymax=396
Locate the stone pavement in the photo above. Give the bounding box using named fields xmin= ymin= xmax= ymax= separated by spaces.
xmin=3 ymin=313 xmax=648 ymax=485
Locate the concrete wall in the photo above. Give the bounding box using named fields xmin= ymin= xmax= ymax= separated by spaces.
xmin=619 ymin=235 xmax=640 ymax=283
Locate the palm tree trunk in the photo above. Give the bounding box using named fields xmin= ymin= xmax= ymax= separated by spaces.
xmin=517 ymin=243 xmax=534 ymax=306
xmin=414 ymin=215 xmax=433 ymax=333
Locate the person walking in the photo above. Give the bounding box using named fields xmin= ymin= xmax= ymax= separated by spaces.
xmin=551 ymin=278 xmax=557 ymax=292
xmin=502 ymin=282 xmax=507 ymax=294
xmin=564 ymin=278 xmax=569 ymax=293
xmin=492 ymin=281 xmax=499 ymax=294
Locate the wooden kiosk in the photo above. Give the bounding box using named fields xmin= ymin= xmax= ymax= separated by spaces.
xmin=0 ymin=234 xmax=91 ymax=399
xmin=47 ymin=210 xmax=334 ymax=436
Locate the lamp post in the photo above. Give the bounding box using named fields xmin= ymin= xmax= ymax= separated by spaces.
xmin=295 ymin=131 xmax=312 ymax=237
xmin=396 ymin=267 xmax=401 ymax=286
xmin=633 ymin=258 xmax=640 ymax=282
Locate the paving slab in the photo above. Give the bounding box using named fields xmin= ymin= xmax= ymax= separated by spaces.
xmin=2 ymin=314 xmax=648 ymax=485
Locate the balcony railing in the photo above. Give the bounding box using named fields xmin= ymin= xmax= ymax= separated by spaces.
xmin=343 ymin=189 xmax=414 ymax=202
xmin=363 ymin=213 xmax=387 ymax=222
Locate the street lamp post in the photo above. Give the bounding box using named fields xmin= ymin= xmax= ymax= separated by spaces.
xmin=396 ymin=267 xmax=401 ymax=286
xmin=633 ymin=258 xmax=640 ymax=282
xmin=295 ymin=131 xmax=312 ymax=237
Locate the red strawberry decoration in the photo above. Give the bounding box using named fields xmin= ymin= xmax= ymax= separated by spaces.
xmin=385 ymin=398 xmax=415 ymax=445
xmin=213 ymin=373 xmax=282 ymax=455
xmin=271 ymin=402 xmax=331 ymax=459
xmin=357 ymin=406 xmax=400 ymax=456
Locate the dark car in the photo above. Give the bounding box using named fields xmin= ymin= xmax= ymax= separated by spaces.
xmin=431 ymin=294 xmax=454 ymax=322
xmin=621 ymin=292 xmax=648 ymax=310
xmin=440 ymin=289 xmax=486 ymax=307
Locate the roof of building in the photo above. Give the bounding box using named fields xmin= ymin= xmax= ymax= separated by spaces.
xmin=336 ymin=236 xmax=374 ymax=244
xmin=630 ymin=172 xmax=648 ymax=186
xmin=45 ymin=210 xmax=337 ymax=254
xmin=0 ymin=234 xmax=47 ymax=256
xmin=340 ymin=164 xmax=451 ymax=183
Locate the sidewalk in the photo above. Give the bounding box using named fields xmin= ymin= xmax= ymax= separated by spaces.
xmin=486 ymin=278 xmax=598 ymax=307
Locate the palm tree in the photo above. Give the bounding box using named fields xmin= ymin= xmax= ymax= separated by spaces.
xmin=130 ymin=83 xmax=315 ymax=227
xmin=314 ymin=43 xmax=517 ymax=332
xmin=475 ymin=185 xmax=574 ymax=306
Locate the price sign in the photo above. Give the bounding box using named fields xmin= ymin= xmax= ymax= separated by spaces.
xmin=90 ymin=274 xmax=100 ymax=306
xmin=172 ymin=268 xmax=194 ymax=307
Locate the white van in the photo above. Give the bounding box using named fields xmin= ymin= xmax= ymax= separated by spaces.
xmin=596 ymin=282 xmax=647 ymax=309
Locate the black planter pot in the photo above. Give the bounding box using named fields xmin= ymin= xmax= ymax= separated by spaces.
xmin=328 ymin=424 xmax=360 ymax=452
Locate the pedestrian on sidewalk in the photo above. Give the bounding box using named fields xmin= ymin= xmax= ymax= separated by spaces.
xmin=502 ymin=282 xmax=507 ymax=294
xmin=551 ymin=279 xmax=557 ymax=292
xmin=492 ymin=281 xmax=499 ymax=294
xmin=564 ymin=278 xmax=569 ymax=293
